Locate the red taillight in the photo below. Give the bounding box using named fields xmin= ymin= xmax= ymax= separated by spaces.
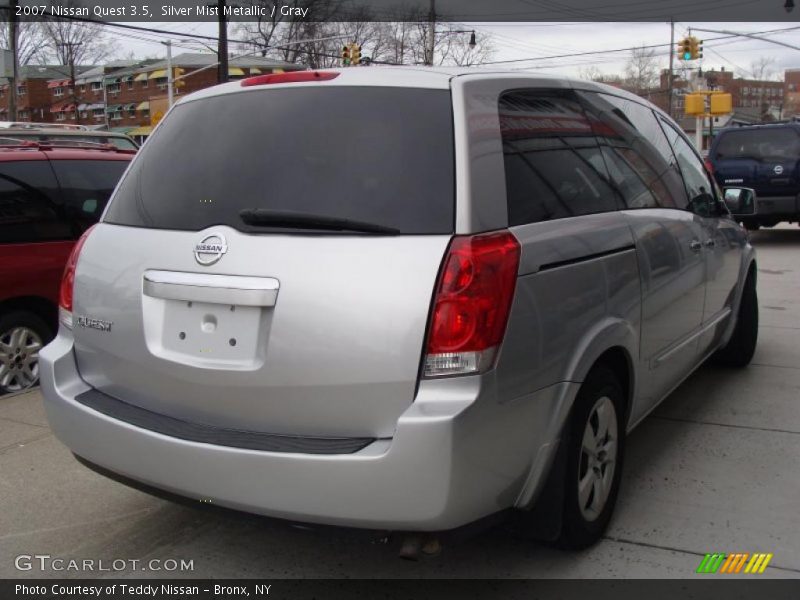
xmin=424 ymin=231 xmax=520 ymax=377
xmin=58 ymin=225 xmax=95 ymax=328
xmin=240 ymin=71 xmax=340 ymax=87
xmin=704 ymin=158 xmax=714 ymax=175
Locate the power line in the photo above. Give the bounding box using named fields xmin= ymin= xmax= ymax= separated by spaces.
xmin=476 ymin=25 xmax=800 ymax=66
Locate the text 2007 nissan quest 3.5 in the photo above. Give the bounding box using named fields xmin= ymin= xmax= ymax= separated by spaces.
xmin=40 ymin=67 xmax=758 ymax=550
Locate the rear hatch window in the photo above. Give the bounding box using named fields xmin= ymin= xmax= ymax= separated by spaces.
xmin=714 ymin=128 xmax=800 ymax=161
xmin=105 ymin=87 xmax=455 ymax=234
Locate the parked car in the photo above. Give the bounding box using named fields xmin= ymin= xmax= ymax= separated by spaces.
xmin=40 ymin=68 xmax=758 ymax=549
xmin=0 ymin=144 xmax=131 ymax=394
xmin=0 ymin=122 xmax=139 ymax=151
xmin=708 ymin=122 xmax=800 ymax=229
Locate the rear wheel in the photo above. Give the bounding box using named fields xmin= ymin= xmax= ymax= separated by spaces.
xmin=712 ymin=270 xmax=758 ymax=368
xmin=0 ymin=311 xmax=51 ymax=394
xmin=557 ymin=366 xmax=626 ymax=550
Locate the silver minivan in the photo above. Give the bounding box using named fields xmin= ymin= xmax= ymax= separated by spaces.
xmin=40 ymin=67 xmax=758 ymax=549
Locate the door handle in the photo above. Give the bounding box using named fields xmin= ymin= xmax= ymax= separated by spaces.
xmin=689 ymin=239 xmax=702 ymax=252
xmin=704 ymin=239 xmax=716 ymax=248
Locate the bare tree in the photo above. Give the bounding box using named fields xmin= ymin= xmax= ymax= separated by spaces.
xmin=437 ymin=28 xmax=494 ymax=66
xmin=0 ymin=18 xmax=48 ymax=65
xmin=39 ymin=17 xmax=111 ymax=68
xmin=747 ymin=57 xmax=778 ymax=121
xmin=749 ymin=56 xmax=776 ymax=81
xmin=578 ymin=66 xmax=608 ymax=82
xmin=624 ymin=46 xmax=659 ymax=96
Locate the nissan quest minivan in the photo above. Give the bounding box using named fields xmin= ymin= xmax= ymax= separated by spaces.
xmin=40 ymin=67 xmax=759 ymax=549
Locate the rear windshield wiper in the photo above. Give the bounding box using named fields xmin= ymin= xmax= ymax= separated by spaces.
xmin=239 ymin=209 xmax=400 ymax=235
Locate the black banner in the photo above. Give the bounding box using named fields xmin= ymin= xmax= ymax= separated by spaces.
xmin=2 ymin=0 xmax=799 ymax=22
xmin=3 ymin=580 xmax=800 ymax=600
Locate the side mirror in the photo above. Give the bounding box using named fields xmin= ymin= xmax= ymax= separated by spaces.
xmin=723 ymin=187 xmax=757 ymax=216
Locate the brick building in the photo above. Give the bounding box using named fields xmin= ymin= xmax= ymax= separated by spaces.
xmin=0 ymin=65 xmax=94 ymax=123
xmin=656 ymin=66 xmax=789 ymax=120
xmin=1 ymin=54 xmax=303 ymax=139
xmin=66 ymin=53 xmax=303 ymax=136
xmin=785 ymin=68 xmax=800 ymax=118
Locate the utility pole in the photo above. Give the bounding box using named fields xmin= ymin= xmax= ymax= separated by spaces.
xmin=8 ymin=0 xmax=18 ymax=121
xmin=217 ymin=0 xmax=228 ymax=84
xmin=56 ymin=41 xmax=81 ymax=125
xmin=426 ymin=0 xmax=436 ymax=66
xmin=667 ymin=19 xmax=675 ymax=118
xmin=164 ymin=40 xmax=174 ymax=107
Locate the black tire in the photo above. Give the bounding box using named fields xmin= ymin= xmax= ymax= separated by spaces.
xmin=743 ymin=220 xmax=760 ymax=231
xmin=712 ymin=269 xmax=758 ymax=368
xmin=556 ymin=365 xmax=626 ymax=550
xmin=0 ymin=310 xmax=53 ymax=394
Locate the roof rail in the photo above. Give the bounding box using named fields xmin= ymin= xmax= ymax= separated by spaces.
xmin=0 ymin=137 xmax=135 ymax=153
xmin=0 ymin=121 xmax=90 ymax=131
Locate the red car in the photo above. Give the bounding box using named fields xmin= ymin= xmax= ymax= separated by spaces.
xmin=0 ymin=143 xmax=132 ymax=393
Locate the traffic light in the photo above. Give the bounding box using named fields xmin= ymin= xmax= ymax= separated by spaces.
xmin=350 ymin=44 xmax=362 ymax=65
xmin=678 ymin=37 xmax=693 ymax=61
xmin=693 ymin=37 xmax=703 ymax=60
xmin=342 ymin=45 xmax=351 ymax=66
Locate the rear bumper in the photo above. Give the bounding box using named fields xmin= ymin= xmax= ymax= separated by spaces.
xmin=40 ymin=330 xmax=576 ymax=531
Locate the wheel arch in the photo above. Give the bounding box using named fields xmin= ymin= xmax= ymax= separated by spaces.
xmin=0 ymin=296 xmax=58 ymax=335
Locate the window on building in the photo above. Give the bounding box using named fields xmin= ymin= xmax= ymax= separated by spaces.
xmin=55 ymin=112 xmax=66 ymax=121
xmin=155 ymin=77 xmax=167 ymax=89
xmin=53 ymin=86 xmax=63 ymax=97
xmin=91 ymin=82 xmax=102 ymax=93
xmin=127 ymin=79 xmax=134 ymax=90
xmin=16 ymin=85 xmax=25 ymax=96
xmin=142 ymin=79 xmax=148 ymax=89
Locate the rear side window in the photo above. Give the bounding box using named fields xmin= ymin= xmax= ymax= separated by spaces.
xmin=105 ymin=87 xmax=455 ymax=234
xmin=0 ymin=160 xmax=71 ymax=244
xmin=499 ymin=90 xmax=622 ymax=226
xmin=714 ymin=128 xmax=800 ymax=161
xmin=50 ymin=160 xmax=129 ymax=233
xmin=578 ymin=92 xmax=689 ymax=211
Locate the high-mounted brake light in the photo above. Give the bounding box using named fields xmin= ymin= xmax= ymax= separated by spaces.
xmin=58 ymin=225 xmax=96 ymax=329
xmin=423 ymin=231 xmax=520 ymax=378
xmin=240 ymin=71 xmax=340 ymax=87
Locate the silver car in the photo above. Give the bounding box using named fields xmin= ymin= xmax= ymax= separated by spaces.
xmin=40 ymin=67 xmax=758 ymax=549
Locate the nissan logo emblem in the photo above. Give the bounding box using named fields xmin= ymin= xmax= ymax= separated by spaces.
xmin=194 ymin=234 xmax=228 ymax=266
xmin=774 ymin=165 xmax=784 ymax=175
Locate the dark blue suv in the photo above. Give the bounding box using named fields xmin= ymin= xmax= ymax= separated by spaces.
xmin=709 ymin=123 xmax=800 ymax=230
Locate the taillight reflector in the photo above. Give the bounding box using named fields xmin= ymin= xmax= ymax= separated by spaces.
xmin=58 ymin=225 xmax=96 ymax=329
xmin=240 ymin=71 xmax=340 ymax=87
xmin=423 ymin=231 xmax=520 ymax=377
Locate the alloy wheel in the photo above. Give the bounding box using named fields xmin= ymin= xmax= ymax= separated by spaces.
xmin=577 ymin=395 xmax=618 ymax=522
xmin=0 ymin=326 xmax=43 ymax=393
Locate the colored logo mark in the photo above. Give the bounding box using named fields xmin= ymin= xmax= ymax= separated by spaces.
xmin=696 ymin=552 xmax=773 ymax=574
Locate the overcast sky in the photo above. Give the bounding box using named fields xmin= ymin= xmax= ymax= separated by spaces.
xmin=108 ymin=21 xmax=800 ymax=79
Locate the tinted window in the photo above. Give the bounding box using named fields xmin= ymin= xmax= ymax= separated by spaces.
xmin=106 ymin=88 xmax=455 ymax=234
xmin=714 ymin=127 xmax=800 ymax=161
xmin=659 ymin=119 xmax=721 ymax=217
xmin=50 ymin=160 xmax=129 ymax=233
xmin=578 ymin=92 xmax=688 ymax=210
xmin=499 ymin=90 xmax=622 ymax=226
xmin=0 ymin=160 xmax=71 ymax=244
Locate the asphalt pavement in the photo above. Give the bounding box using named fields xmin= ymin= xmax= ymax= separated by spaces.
xmin=2 ymin=225 xmax=799 ymax=579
